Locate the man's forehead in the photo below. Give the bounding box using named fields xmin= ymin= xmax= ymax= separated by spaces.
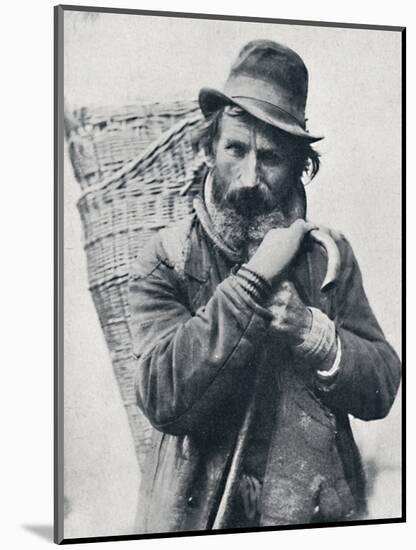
xmin=219 ymin=110 xmax=290 ymax=150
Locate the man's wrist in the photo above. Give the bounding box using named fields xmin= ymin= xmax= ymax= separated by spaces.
xmin=233 ymin=264 xmax=273 ymax=304
xmin=244 ymin=259 xmax=276 ymax=286
xmin=294 ymin=307 xmax=337 ymax=363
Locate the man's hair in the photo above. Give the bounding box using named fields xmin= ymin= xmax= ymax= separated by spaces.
xmin=192 ymin=106 xmax=321 ymax=183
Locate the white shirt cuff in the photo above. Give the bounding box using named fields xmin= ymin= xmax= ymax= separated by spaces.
xmin=316 ymin=335 xmax=342 ymax=378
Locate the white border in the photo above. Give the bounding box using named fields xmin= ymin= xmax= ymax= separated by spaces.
xmin=1 ymin=1 xmax=412 ymax=549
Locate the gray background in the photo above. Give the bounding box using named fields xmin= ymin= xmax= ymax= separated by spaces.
xmin=63 ymin=11 xmax=402 ymax=539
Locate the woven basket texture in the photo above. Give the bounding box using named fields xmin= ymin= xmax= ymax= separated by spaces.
xmin=66 ymin=100 xmax=207 ymax=472
xmin=66 ymin=100 xmax=201 ymax=189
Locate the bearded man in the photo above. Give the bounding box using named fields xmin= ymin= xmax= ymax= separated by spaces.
xmin=128 ymin=40 xmax=401 ymax=533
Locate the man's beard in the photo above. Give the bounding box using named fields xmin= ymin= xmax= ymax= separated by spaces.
xmin=208 ymin=169 xmax=306 ymax=253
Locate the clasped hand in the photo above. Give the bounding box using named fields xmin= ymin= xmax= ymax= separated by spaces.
xmin=245 ymin=219 xmax=315 ymax=345
xmin=267 ymin=280 xmax=312 ymax=345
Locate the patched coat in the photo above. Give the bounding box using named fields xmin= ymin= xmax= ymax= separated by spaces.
xmin=128 ymin=201 xmax=401 ymax=534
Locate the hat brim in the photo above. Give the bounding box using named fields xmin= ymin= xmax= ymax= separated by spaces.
xmin=199 ymin=87 xmax=323 ymax=143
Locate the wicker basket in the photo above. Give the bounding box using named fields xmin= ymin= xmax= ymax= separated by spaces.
xmin=66 ymin=100 xmax=206 ymax=471
xmin=66 ymin=100 xmax=201 ymax=189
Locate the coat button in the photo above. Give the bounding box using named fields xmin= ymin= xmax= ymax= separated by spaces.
xmin=187 ymin=496 xmax=196 ymax=507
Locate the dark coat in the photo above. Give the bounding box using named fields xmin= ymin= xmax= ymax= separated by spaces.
xmin=128 ymin=202 xmax=401 ymax=534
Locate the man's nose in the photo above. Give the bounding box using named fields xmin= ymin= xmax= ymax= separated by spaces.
xmin=239 ymin=151 xmax=260 ymax=189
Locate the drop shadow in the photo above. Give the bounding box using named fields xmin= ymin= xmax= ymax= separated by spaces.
xmin=22 ymin=524 xmax=53 ymax=542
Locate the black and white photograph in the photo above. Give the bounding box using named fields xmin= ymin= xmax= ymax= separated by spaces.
xmin=55 ymin=5 xmax=403 ymax=543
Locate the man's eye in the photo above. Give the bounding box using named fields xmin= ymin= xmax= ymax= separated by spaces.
xmin=261 ymin=151 xmax=282 ymax=164
xmin=226 ymin=144 xmax=246 ymax=158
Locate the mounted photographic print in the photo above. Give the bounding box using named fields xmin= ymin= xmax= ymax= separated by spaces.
xmin=54 ymin=4 xmax=405 ymax=544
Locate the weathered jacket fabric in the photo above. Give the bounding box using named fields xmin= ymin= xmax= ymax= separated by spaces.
xmin=128 ymin=201 xmax=401 ymax=534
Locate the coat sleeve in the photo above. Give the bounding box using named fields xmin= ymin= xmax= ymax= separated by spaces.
xmin=315 ymin=235 xmax=401 ymax=421
xmin=128 ymin=235 xmax=273 ymax=435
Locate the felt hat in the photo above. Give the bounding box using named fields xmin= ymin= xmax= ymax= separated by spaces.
xmin=199 ymin=40 xmax=323 ymax=142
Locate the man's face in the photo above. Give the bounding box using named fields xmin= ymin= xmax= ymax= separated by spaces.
xmin=210 ymin=109 xmax=297 ymax=220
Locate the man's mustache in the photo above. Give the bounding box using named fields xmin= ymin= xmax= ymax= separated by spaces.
xmin=220 ymin=186 xmax=274 ymax=218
